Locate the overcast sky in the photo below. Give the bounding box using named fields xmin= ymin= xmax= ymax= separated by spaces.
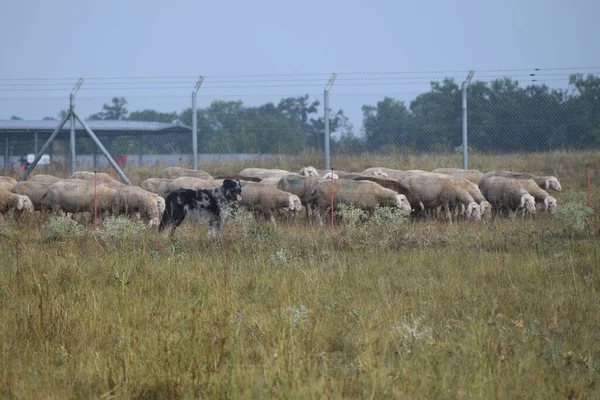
xmin=0 ymin=0 xmax=598 ymax=122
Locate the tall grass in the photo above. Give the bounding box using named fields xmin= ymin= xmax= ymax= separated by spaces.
xmin=0 ymin=151 xmax=599 ymax=398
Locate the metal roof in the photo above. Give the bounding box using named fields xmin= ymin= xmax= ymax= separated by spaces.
xmin=0 ymin=119 xmax=191 ymax=134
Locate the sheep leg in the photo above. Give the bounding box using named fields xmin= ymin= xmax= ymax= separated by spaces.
xmin=443 ymin=202 xmax=452 ymax=223
xmin=306 ymin=200 xmax=313 ymax=220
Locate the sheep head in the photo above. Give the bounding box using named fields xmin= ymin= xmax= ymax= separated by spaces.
xmin=16 ymin=195 xmax=24 ymax=211
xmin=544 ymin=196 xmax=558 ymax=213
xmin=289 ymin=195 xmax=303 ymax=212
xmin=480 ymin=201 xmax=493 ymax=219
xmin=393 ymin=194 xmax=412 ymax=212
xmin=318 ymin=171 xmax=339 ymax=182
xmin=520 ymin=194 xmax=536 ymax=214
xmin=545 ymin=176 xmax=561 ymax=192
xmin=20 ymin=196 xmax=34 ymax=213
xmin=155 ymin=197 xmax=166 ymax=216
xmin=466 ymin=202 xmax=482 ymax=220
xmin=299 ymin=166 xmax=319 ymax=177
xmin=372 ymin=169 xmax=389 ymax=178
xmin=148 ymin=217 xmax=160 ymax=229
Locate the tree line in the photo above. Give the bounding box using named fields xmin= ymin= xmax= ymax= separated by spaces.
xmin=42 ymin=73 xmax=600 ymax=155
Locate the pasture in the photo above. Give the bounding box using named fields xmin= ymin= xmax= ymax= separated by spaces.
xmin=1 ymin=151 xmax=599 ymax=398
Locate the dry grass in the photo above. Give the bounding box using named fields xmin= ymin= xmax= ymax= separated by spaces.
xmin=1 ymin=151 xmax=599 ymax=398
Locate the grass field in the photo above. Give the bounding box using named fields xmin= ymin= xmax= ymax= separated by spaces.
xmin=1 ymin=151 xmax=599 ymax=398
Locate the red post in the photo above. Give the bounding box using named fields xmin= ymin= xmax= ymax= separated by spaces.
xmin=93 ymin=171 xmax=98 ymax=228
xmin=330 ymin=168 xmax=335 ymax=231
xmin=587 ymin=166 xmax=591 ymax=207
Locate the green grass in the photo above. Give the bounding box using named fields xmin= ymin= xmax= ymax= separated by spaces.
xmin=1 ymin=151 xmax=599 ymax=398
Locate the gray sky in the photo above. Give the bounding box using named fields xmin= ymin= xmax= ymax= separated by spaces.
xmin=2 ymin=0 xmax=598 ymax=77
xmin=1 ymin=0 xmax=598 ymax=125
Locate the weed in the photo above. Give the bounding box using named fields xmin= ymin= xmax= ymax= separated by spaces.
xmin=334 ymin=203 xmax=366 ymax=227
xmin=42 ymin=216 xmax=86 ymax=241
xmin=554 ymin=201 xmax=594 ymax=234
xmin=283 ymin=305 xmax=311 ymax=328
xmin=394 ymin=314 xmax=434 ymax=354
xmin=93 ymin=216 xmax=147 ymax=242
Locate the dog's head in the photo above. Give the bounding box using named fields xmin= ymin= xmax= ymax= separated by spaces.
xmin=221 ymin=179 xmax=243 ymax=203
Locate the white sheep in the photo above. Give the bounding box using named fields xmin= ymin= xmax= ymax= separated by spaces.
xmin=111 ymin=186 xmax=165 ymax=228
xmin=29 ymin=174 xmax=62 ymax=184
xmin=318 ymin=171 xmax=339 ymax=182
xmin=517 ymin=179 xmax=558 ymax=213
xmin=276 ymin=172 xmax=340 ymax=220
xmin=309 ymin=179 xmax=412 ymax=225
xmin=165 ymin=177 xmax=224 ymax=194
xmin=449 ymin=177 xmax=492 ymax=219
xmin=11 ymin=180 xmax=54 ymax=211
xmin=479 ymin=176 xmax=537 ymax=217
xmin=431 ymin=168 xmax=484 ymax=184
xmin=401 ymin=174 xmax=482 ymax=221
xmin=298 ymin=166 xmax=319 ymax=177
xmin=70 ymin=171 xmax=125 ymax=188
xmin=481 ymin=170 xmax=561 ymax=192
xmin=0 ymin=176 xmax=17 ymax=185
xmin=239 ymin=181 xmax=303 ymax=223
xmin=0 ymin=181 xmax=14 ymax=191
xmin=238 ymin=167 xmax=290 ymax=180
xmin=157 ymin=167 xmax=213 ymax=180
xmin=361 ymin=167 xmax=407 ymax=180
xmin=259 ymin=176 xmax=284 ymax=186
xmin=140 ymin=178 xmax=173 ymax=196
xmin=0 ymin=188 xmax=34 ymax=217
xmin=45 ymin=179 xmax=116 ymax=217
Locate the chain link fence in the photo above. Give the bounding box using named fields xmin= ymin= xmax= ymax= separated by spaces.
xmin=1 ymin=70 xmax=599 ymax=174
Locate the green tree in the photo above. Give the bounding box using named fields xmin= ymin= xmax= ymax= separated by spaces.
xmin=126 ymin=109 xmax=178 ymax=123
xmin=409 ymin=79 xmax=461 ymax=152
xmin=562 ymin=74 xmax=600 ymax=148
xmin=241 ymin=114 xmax=304 ymax=154
xmin=179 ymin=107 xmax=214 ymax=153
xmin=88 ymin=97 xmax=128 ymax=120
xmin=363 ymin=97 xmax=411 ymax=152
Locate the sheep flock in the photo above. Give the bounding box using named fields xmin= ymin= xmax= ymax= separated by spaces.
xmin=0 ymin=165 xmax=562 ymax=229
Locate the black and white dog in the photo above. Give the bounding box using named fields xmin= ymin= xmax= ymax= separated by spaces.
xmin=159 ymin=179 xmax=243 ymax=235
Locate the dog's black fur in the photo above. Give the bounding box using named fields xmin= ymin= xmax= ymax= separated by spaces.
xmin=159 ymin=179 xmax=242 ymax=234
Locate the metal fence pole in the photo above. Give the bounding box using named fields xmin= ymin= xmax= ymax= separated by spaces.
xmin=461 ymin=71 xmax=475 ymax=169
xmin=69 ymin=78 xmax=84 ymax=176
xmin=69 ymin=103 xmax=75 ymax=175
xmin=73 ymin=112 xmax=131 ymax=184
xmin=323 ymin=73 xmax=337 ymax=170
xmin=22 ymin=111 xmax=71 ymax=180
xmin=191 ymin=76 xmax=204 ymax=170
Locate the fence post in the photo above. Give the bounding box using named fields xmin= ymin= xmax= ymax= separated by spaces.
xmin=323 ymin=73 xmax=337 ymax=170
xmin=461 ymin=71 xmax=475 ymax=169
xmin=69 ymin=78 xmax=84 ymax=176
xmin=191 ymin=76 xmax=204 ymax=170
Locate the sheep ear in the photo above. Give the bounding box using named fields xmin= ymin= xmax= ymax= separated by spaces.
xmin=544 ymin=179 xmax=550 ymax=189
xmin=520 ymin=195 xmax=526 ymax=209
xmin=17 ymin=196 xmax=24 ymax=210
xmin=544 ymin=197 xmax=550 ymax=210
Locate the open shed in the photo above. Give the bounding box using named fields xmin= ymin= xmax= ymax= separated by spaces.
xmin=0 ymin=119 xmax=192 ymax=171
